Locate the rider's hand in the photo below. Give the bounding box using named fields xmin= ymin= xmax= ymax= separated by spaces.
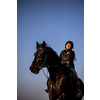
xmin=66 ymin=61 xmax=69 ymax=64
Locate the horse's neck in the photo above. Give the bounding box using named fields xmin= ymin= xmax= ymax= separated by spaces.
xmin=46 ymin=47 xmax=61 ymax=65
xmin=47 ymin=66 xmax=60 ymax=81
xmin=46 ymin=56 xmax=61 ymax=65
xmin=46 ymin=57 xmax=60 ymax=80
xmin=45 ymin=47 xmax=61 ymax=81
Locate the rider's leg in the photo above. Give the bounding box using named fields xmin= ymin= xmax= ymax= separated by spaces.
xmin=68 ymin=68 xmax=82 ymax=97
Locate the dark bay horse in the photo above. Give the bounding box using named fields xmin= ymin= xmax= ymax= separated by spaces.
xmin=29 ymin=41 xmax=84 ymax=100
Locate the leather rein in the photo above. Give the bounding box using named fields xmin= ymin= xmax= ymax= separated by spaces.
xmin=38 ymin=48 xmax=61 ymax=83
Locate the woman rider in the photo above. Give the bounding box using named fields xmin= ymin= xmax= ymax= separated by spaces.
xmin=60 ymin=41 xmax=82 ymax=97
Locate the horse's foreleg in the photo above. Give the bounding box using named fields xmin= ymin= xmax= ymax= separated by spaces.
xmin=59 ymin=93 xmax=66 ymax=100
xmin=49 ymin=93 xmax=57 ymax=100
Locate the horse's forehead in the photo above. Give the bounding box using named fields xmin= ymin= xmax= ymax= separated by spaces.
xmin=37 ymin=44 xmax=43 ymax=48
xmin=35 ymin=49 xmax=44 ymax=55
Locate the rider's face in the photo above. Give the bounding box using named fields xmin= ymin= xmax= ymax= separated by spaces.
xmin=66 ymin=43 xmax=71 ymax=50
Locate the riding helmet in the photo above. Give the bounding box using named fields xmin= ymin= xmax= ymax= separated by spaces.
xmin=65 ymin=41 xmax=74 ymax=49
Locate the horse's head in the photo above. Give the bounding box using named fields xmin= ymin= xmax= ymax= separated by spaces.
xmin=29 ymin=41 xmax=47 ymax=74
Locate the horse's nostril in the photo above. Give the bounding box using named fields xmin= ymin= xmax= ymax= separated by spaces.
xmin=29 ymin=66 xmax=32 ymax=70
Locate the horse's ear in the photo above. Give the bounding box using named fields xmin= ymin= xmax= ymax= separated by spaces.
xmin=36 ymin=42 xmax=38 ymax=49
xmin=42 ymin=41 xmax=46 ymax=49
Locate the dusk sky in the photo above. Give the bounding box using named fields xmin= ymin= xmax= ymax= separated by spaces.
xmin=17 ymin=0 xmax=84 ymax=100
xmin=1 ymin=0 xmax=100 ymax=100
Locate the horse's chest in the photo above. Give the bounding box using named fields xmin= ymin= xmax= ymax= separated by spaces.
xmin=51 ymin=83 xmax=61 ymax=95
xmin=48 ymin=76 xmax=66 ymax=95
xmin=52 ymin=79 xmax=64 ymax=94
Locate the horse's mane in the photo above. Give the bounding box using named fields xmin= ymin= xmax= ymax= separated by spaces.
xmin=46 ymin=46 xmax=58 ymax=57
xmin=46 ymin=46 xmax=61 ymax=65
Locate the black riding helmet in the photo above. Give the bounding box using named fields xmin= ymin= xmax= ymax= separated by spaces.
xmin=65 ymin=41 xmax=74 ymax=49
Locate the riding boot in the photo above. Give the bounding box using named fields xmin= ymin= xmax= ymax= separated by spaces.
xmin=76 ymin=79 xmax=82 ymax=97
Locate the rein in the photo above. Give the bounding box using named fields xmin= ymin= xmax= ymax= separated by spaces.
xmin=38 ymin=48 xmax=61 ymax=94
xmin=42 ymin=65 xmax=61 ymax=84
xmin=42 ymin=65 xmax=61 ymax=96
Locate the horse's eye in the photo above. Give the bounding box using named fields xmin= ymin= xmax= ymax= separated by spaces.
xmin=40 ymin=54 xmax=43 ymax=56
xmin=39 ymin=58 xmax=42 ymax=61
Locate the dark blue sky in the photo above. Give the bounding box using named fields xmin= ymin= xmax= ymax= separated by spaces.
xmin=17 ymin=0 xmax=84 ymax=100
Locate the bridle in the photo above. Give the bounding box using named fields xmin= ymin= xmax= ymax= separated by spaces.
xmin=37 ymin=48 xmax=48 ymax=69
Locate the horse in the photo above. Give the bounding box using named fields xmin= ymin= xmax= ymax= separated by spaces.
xmin=29 ymin=41 xmax=84 ymax=100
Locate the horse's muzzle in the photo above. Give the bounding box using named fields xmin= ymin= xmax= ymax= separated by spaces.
xmin=29 ymin=66 xmax=32 ymax=70
xmin=29 ymin=66 xmax=39 ymax=74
